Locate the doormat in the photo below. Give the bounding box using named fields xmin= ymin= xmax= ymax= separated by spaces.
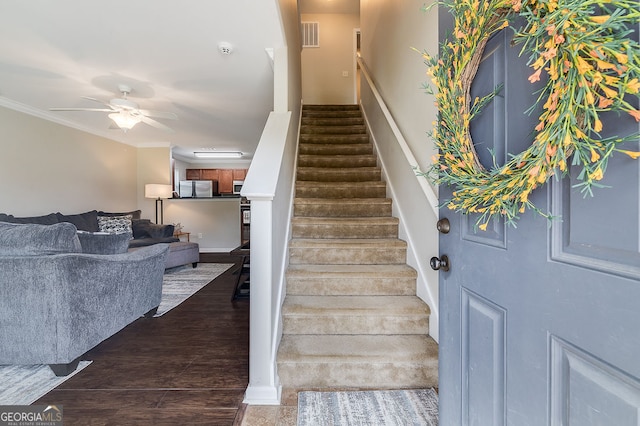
xmin=0 ymin=361 xmax=92 ymax=405
xmin=156 ymin=263 xmax=233 ymax=316
xmin=297 ymin=388 xmax=439 ymax=426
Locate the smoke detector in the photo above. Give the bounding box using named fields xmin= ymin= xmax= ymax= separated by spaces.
xmin=218 ymin=42 xmax=233 ymax=55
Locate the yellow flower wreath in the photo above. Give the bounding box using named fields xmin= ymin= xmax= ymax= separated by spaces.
xmin=421 ymin=0 xmax=640 ymax=230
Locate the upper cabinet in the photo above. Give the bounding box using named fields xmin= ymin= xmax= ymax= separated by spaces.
xmin=186 ymin=169 xmax=201 ymax=180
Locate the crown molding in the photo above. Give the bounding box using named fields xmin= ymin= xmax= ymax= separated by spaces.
xmin=0 ymin=96 xmax=137 ymax=147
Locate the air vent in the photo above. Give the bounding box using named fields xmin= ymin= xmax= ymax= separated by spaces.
xmin=301 ymin=22 xmax=320 ymax=48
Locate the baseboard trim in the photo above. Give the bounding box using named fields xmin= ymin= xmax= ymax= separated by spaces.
xmin=243 ymin=384 xmax=282 ymax=405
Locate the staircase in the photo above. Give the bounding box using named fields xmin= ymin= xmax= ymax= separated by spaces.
xmin=277 ymin=104 xmax=438 ymax=391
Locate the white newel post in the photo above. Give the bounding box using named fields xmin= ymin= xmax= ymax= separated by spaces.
xmin=243 ymin=196 xmax=281 ymax=404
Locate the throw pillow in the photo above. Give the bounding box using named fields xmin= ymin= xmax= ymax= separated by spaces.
xmin=98 ymin=210 xmax=142 ymax=220
xmin=0 ymin=222 xmax=82 ymax=256
xmin=97 ymin=215 xmax=132 ymax=234
xmin=0 ymin=212 xmax=59 ymax=225
xmin=132 ymin=219 xmax=175 ymax=239
xmin=77 ymin=231 xmax=132 ymax=254
xmin=56 ymin=210 xmax=99 ymax=232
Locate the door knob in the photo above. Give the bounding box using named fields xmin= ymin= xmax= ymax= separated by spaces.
xmin=430 ymin=255 xmax=450 ymax=272
xmin=437 ymin=218 xmax=450 ymax=234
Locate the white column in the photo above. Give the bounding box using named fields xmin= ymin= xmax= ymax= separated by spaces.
xmin=243 ymin=197 xmax=282 ymax=404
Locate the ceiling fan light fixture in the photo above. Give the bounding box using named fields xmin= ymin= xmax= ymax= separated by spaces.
xmin=194 ymin=151 xmax=243 ymax=159
xmin=109 ymin=111 xmax=142 ymax=131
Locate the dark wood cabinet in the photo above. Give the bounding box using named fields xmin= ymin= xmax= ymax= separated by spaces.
xmin=201 ymin=169 xmax=219 ymax=181
xmin=186 ymin=169 xmax=201 ymax=180
xmin=233 ymin=169 xmax=246 ymax=180
xmin=185 ymin=168 xmax=247 ymax=194
xmin=218 ymin=170 xmax=234 ymax=194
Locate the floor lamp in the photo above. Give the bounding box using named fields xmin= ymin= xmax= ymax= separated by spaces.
xmin=145 ymin=184 xmax=173 ymax=224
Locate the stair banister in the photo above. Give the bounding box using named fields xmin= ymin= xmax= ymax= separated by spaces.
xmin=357 ymin=56 xmax=441 ymax=342
xmin=241 ymin=109 xmax=297 ymax=405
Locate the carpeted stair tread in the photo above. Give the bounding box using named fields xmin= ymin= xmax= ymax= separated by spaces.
xmin=299 ymin=143 xmax=373 ymax=155
xmin=286 ymin=264 xmax=417 ymax=296
xmin=294 ymin=198 xmax=392 ymax=217
xmin=289 ymin=238 xmax=407 ymax=265
xmin=277 ymin=334 xmax=438 ymax=388
xmin=297 ymin=167 xmax=381 ymax=182
xmin=295 ymin=181 xmax=387 ymax=199
xmin=282 ymin=295 xmax=429 ymax=335
xmin=298 ymin=154 xmax=378 ymax=168
xmin=302 ymin=117 xmax=365 ymax=126
xmin=292 ymin=217 xmax=399 ymax=239
xmin=301 ymin=125 xmax=367 ymax=135
xmin=300 ymin=134 xmax=371 ymax=144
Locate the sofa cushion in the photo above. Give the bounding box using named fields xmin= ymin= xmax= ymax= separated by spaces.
xmin=98 ymin=210 xmax=142 ymax=220
xmin=56 ymin=210 xmax=99 ymax=232
xmin=0 ymin=212 xmax=59 ymax=225
xmin=77 ymin=231 xmax=132 ymax=254
xmin=97 ymin=215 xmax=132 ymax=234
xmin=0 ymin=222 xmax=82 ymax=256
xmin=132 ymin=219 xmax=175 ymax=239
xmin=128 ymin=236 xmax=180 ymax=248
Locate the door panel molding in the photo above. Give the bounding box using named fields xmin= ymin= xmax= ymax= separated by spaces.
xmin=550 ymin=178 xmax=640 ymax=280
xmin=549 ymin=335 xmax=640 ymax=425
xmin=461 ymin=288 xmax=506 ymax=426
xmin=462 ymin=214 xmax=507 ymax=249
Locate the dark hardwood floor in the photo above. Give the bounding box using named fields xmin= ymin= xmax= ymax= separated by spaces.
xmin=35 ymin=252 xmax=250 ymax=425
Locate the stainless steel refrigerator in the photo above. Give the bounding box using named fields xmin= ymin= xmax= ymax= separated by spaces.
xmin=179 ymin=180 xmax=213 ymax=198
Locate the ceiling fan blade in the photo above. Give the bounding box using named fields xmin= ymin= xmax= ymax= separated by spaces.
xmin=81 ymin=96 xmax=116 ymax=109
xmin=139 ymin=109 xmax=178 ymax=120
xmin=141 ymin=115 xmax=174 ymax=132
xmin=50 ymin=107 xmax=114 ymax=112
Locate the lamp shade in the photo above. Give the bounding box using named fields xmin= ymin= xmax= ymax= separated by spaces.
xmin=145 ymin=184 xmax=173 ymax=199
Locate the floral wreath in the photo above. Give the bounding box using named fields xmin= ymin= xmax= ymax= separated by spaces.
xmin=421 ymin=0 xmax=640 ymax=230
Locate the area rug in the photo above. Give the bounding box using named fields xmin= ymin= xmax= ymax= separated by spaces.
xmin=297 ymin=388 xmax=439 ymax=426
xmin=155 ymin=263 xmax=234 ymax=316
xmin=0 ymin=361 xmax=92 ymax=405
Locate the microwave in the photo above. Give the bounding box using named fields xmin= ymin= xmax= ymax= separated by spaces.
xmin=233 ymin=180 xmax=244 ymax=194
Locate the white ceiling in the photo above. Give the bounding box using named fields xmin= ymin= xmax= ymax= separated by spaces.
xmin=0 ymin=1 xmax=285 ymax=162
xmin=0 ymin=1 xmax=359 ymax=163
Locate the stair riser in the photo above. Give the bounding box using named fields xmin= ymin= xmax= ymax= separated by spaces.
xmin=277 ymin=363 xmax=438 ymax=389
xmin=298 ymin=156 xmax=377 ymax=168
xmin=299 ymin=144 xmax=373 ymax=156
xmin=295 ymin=184 xmax=386 ymax=199
xmin=297 ymin=169 xmax=381 ymax=182
xmin=282 ymin=316 xmax=429 ymax=335
xmin=294 ymin=203 xmax=392 ymax=217
xmin=286 ymin=277 xmax=416 ymax=296
xmin=289 ymin=246 xmax=406 ymax=265
xmin=302 ymin=111 xmax=363 ymax=119
xmin=303 ymin=105 xmax=360 ymax=111
xmin=292 ymin=223 xmax=398 ymax=239
xmin=300 ymin=134 xmax=370 ymax=144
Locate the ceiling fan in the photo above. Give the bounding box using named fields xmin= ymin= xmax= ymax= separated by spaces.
xmin=50 ymin=84 xmax=177 ymax=132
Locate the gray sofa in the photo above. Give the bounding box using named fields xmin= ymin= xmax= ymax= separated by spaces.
xmin=0 ymin=222 xmax=169 ymax=375
xmin=0 ymin=209 xmax=199 ymax=269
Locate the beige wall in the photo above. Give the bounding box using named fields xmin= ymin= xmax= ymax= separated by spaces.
xmin=137 ymin=147 xmax=172 ymax=221
xmin=0 ymin=106 xmax=138 ymax=216
xmin=164 ymin=198 xmax=241 ymax=252
xmin=301 ymin=13 xmax=360 ymax=105
xmin=359 ymin=0 xmax=438 ymax=172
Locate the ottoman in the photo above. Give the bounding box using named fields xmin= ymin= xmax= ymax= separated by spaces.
xmin=165 ymin=241 xmax=200 ymax=269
